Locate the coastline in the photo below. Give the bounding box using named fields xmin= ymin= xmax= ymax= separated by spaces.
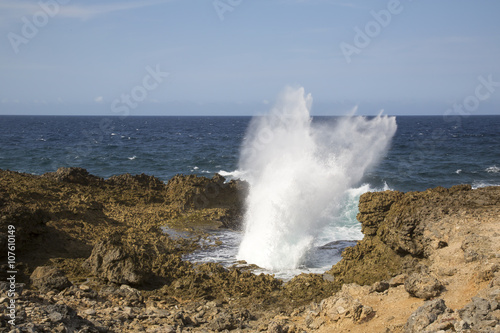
xmin=0 ymin=167 xmax=499 ymax=332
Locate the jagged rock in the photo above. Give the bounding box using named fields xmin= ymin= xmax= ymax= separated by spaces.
xmin=327 ymin=185 xmax=500 ymax=290
xmin=458 ymin=296 xmax=500 ymax=331
xmin=106 ymin=173 xmax=165 ymax=190
xmin=320 ymin=288 xmax=374 ymax=324
xmin=461 ymin=234 xmax=487 ymax=263
xmin=82 ymin=235 xmax=145 ymax=285
xmin=2 ymin=167 xmax=500 ymax=333
xmin=30 ymin=266 xmax=71 ymax=292
xmin=166 ymin=174 xmax=247 ymax=210
xmin=404 ymin=298 xmax=448 ymax=333
xmin=43 ymin=167 xmax=103 ymax=186
xmin=267 ymin=318 xmax=294 ymax=333
xmin=207 ymin=311 xmax=238 ymax=331
xmin=404 ymin=273 xmax=443 ymax=300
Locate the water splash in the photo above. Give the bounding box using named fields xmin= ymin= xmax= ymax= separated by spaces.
xmin=236 ymin=87 xmax=397 ymax=271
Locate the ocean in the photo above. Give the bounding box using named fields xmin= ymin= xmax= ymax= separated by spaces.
xmin=1 ymin=115 xmax=498 ymax=191
xmin=1 ymin=114 xmax=499 ymax=279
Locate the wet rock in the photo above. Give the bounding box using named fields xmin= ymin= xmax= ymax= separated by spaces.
xmin=404 ymin=273 xmax=443 ymax=300
xmin=30 ymin=266 xmax=72 ymax=292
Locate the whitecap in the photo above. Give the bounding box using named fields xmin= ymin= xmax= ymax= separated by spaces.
xmin=218 ymin=169 xmax=247 ymax=180
xmin=456 ymin=169 xmax=462 ymax=174
xmin=472 ymin=181 xmax=500 ymax=189
xmin=128 ymin=156 xmax=137 ymax=160
xmin=485 ymin=166 xmax=499 ymax=173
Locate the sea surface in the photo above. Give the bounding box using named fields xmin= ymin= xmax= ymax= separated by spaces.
xmin=1 ymin=115 xmax=499 ymax=279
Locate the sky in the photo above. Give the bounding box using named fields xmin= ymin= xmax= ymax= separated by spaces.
xmin=1 ymin=0 xmax=499 ymax=116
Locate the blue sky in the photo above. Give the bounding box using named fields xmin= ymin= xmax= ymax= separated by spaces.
xmin=1 ymin=0 xmax=499 ymax=115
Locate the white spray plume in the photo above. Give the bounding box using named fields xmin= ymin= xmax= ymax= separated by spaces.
xmin=236 ymin=86 xmax=397 ymax=271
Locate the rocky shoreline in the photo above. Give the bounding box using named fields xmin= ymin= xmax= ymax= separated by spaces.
xmin=0 ymin=168 xmax=499 ymax=332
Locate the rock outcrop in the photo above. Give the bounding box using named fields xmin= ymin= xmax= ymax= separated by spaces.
xmin=1 ymin=168 xmax=499 ymax=332
xmin=43 ymin=167 xmax=103 ymax=186
xmin=327 ymin=185 xmax=500 ymax=287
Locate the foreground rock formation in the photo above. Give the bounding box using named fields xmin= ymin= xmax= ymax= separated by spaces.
xmin=0 ymin=168 xmax=499 ymax=332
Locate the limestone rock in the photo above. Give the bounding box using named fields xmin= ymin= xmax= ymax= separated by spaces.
xmin=82 ymin=235 xmax=144 ymax=285
xmin=320 ymin=289 xmax=374 ymax=324
xmin=106 ymin=173 xmax=165 ymax=190
xmin=43 ymin=167 xmax=103 ymax=186
xmin=389 ymin=274 xmax=408 ymax=287
xmin=370 ymin=281 xmax=390 ymax=293
xmin=404 ymin=299 xmax=448 ymax=333
xmin=207 ymin=310 xmax=238 ymax=332
xmin=458 ymin=296 xmax=500 ymax=331
xmin=30 ymin=266 xmax=72 ymax=292
xmin=404 ymin=273 xmax=443 ymax=300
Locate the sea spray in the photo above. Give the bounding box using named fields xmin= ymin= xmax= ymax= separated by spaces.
xmin=236 ymin=87 xmax=397 ymax=271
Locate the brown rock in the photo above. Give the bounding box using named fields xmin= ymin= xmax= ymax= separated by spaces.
xmin=30 ymin=266 xmax=72 ymax=292
xmin=404 ymin=273 xmax=443 ymax=300
xmin=43 ymin=167 xmax=103 ymax=186
xmin=82 ymin=235 xmax=145 ymax=285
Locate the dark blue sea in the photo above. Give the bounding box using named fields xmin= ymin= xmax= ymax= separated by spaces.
xmin=1 ymin=115 xmax=498 ymax=192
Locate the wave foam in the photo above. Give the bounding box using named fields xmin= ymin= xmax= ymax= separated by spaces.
xmin=486 ymin=165 xmax=500 ymax=173
xmin=236 ymin=87 xmax=397 ymax=271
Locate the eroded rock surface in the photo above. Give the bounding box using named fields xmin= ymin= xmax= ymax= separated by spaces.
xmin=0 ymin=168 xmax=499 ymax=332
